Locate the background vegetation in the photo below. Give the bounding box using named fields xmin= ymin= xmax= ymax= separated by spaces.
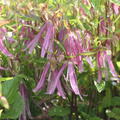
xmin=0 ymin=0 xmax=120 ymax=120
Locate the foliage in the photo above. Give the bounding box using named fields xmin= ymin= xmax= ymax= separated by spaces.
xmin=0 ymin=0 xmax=120 ymax=120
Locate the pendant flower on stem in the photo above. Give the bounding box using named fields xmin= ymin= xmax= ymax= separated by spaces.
xmin=25 ymin=21 xmax=54 ymax=56
xmin=0 ymin=28 xmax=14 ymax=57
xmin=19 ymin=83 xmax=32 ymax=120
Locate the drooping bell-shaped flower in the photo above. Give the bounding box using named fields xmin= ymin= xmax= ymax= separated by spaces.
xmin=106 ymin=53 xmax=117 ymax=77
xmin=46 ymin=70 xmax=58 ymax=94
xmin=79 ymin=0 xmax=90 ymax=17
xmin=105 ymin=40 xmax=118 ymax=77
xmin=47 ymin=63 xmax=67 ymax=94
xmin=0 ymin=66 xmax=8 ymax=70
xmin=33 ymin=63 xmax=50 ymax=93
xmin=24 ymin=23 xmax=47 ymax=53
xmin=96 ymin=51 xmax=105 ymax=82
xmin=111 ymin=3 xmax=120 ymax=15
xmin=67 ymin=62 xmax=83 ymax=100
xmin=64 ymin=31 xmax=84 ymax=72
xmin=57 ymin=80 xmax=66 ymax=99
xmin=58 ymin=28 xmax=67 ymax=42
xmin=41 ymin=22 xmax=54 ymax=58
xmin=99 ymin=17 xmax=106 ymax=34
xmin=82 ymin=31 xmax=94 ymax=68
xmin=0 ymin=28 xmax=14 ymax=57
xmin=64 ymin=30 xmax=93 ymax=72
xmin=25 ymin=21 xmax=54 ymax=57
xmin=96 ymin=39 xmax=118 ymax=82
xmin=33 ymin=61 xmax=67 ymax=99
xmin=19 ymin=83 xmax=32 ymax=120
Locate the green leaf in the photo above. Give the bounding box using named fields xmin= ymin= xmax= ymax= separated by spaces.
xmin=0 ymin=109 xmax=3 ymax=118
xmin=91 ymin=0 xmax=102 ymax=10
xmin=116 ymin=61 xmax=120 ymax=69
xmin=48 ymin=106 xmax=70 ymax=117
xmin=89 ymin=116 xmax=102 ymax=120
xmin=94 ymin=81 xmax=105 ymax=93
xmin=55 ymin=40 xmax=66 ymax=53
xmin=0 ymin=96 xmax=9 ymax=109
xmin=0 ymin=82 xmax=2 ymax=96
xmin=0 ymin=76 xmax=24 ymax=119
xmin=111 ymin=97 xmax=120 ymax=106
xmin=36 ymin=0 xmax=47 ymax=3
xmin=2 ymin=77 xmax=20 ymax=100
xmin=0 ymin=77 xmax=13 ymax=82
xmin=81 ymin=112 xmax=102 ymax=120
xmin=106 ymin=108 xmax=120 ymax=120
xmin=99 ymin=88 xmax=112 ymax=112
xmin=1 ymin=93 xmax=24 ymax=119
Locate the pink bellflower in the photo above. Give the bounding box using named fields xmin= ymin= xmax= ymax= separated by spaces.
xmin=96 ymin=40 xmax=118 ymax=82
xmin=0 ymin=28 xmax=14 ymax=57
xmin=111 ymin=3 xmax=120 ymax=15
xmin=19 ymin=83 xmax=32 ymax=120
xmin=24 ymin=21 xmax=54 ymax=57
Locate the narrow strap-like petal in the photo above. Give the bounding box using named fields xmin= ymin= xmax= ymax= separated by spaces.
xmin=46 ymin=70 xmax=58 ymax=94
xmin=33 ymin=63 xmax=50 ymax=92
xmin=0 ymin=39 xmax=14 ymax=57
xmin=0 ymin=66 xmax=8 ymax=70
xmin=112 ymin=3 xmax=119 ymax=14
xmin=85 ymin=56 xmax=94 ymax=68
xmin=68 ymin=62 xmax=83 ymax=100
xmin=106 ymin=54 xmax=117 ymax=77
xmin=57 ymin=80 xmax=66 ymax=99
xmin=24 ymin=23 xmax=47 ymax=53
xmin=41 ymin=22 xmax=54 ymax=57
xmin=47 ymin=64 xmax=67 ymax=94
xmin=96 ymin=51 xmax=103 ymax=82
xmin=97 ymin=70 xmax=102 ymax=83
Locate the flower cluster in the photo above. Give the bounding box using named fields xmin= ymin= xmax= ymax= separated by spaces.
xmin=25 ymin=23 xmax=118 ymax=100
